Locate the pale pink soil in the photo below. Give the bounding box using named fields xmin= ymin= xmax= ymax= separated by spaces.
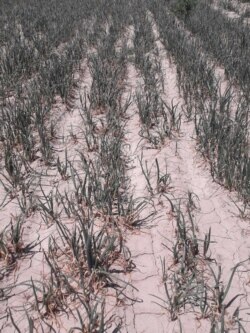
xmin=112 ymin=23 xmax=250 ymax=333
xmin=0 ymin=18 xmax=250 ymax=333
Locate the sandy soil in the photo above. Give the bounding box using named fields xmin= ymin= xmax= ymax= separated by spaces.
xmin=107 ymin=22 xmax=250 ymax=332
xmin=0 ymin=13 xmax=250 ymax=333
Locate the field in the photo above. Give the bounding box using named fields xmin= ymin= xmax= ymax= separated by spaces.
xmin=0 ymin=0 xmax=250 ymax=332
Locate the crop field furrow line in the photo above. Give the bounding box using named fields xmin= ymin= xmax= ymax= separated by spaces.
xmin=1 ymin=1 xmax=250 ymax=332
xmin=0 ymin=56 xmax=91 ymax=332
xmin=0 ymin=7 xmax=136 ymax=330
xmin=170 ymin=0 xmax=250 ymax=95
xmin=114 ymin=11 xmax=250 ymax=331
xmin=150 ymin=0 xmax=250 ymax=204
xmin=153 ymin=16 xmax=250 ymax=332
xmin=121 ymin=61 xmax=170 ymax=332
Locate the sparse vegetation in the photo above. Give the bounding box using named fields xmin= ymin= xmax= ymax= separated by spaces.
xmin=0 ymin=0 xmax=249 ymax=332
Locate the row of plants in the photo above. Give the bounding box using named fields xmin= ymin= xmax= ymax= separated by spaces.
xmin=158 ymin=193 xmax=248 ymax=332
xmin=148 ymin=0 xmax=250 ymax=204
xmin=133 ymin=6 xmax=182 ymax=147
xmin=0 ymin=0 xmax=137 ymax=180
xmin=0 ymin=0 xmax=90 ymax=221
xmin=0 ymin=0 xmax=93 ymax=95
xmin=0 ymin=0 xmax=132 ymax=217
xmin=171 ymin=0 xmax=250 ymax=96
xmin=0 ymin=1 xmax=138 ymax=331
xmin=135 ymin=81 xmax=248 ymax=330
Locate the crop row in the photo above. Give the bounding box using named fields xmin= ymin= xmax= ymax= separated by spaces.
xmin=148 ymin=0 xmax=250 ymax=204
xmin=171 ymin=0 xmax=250 ymax=96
